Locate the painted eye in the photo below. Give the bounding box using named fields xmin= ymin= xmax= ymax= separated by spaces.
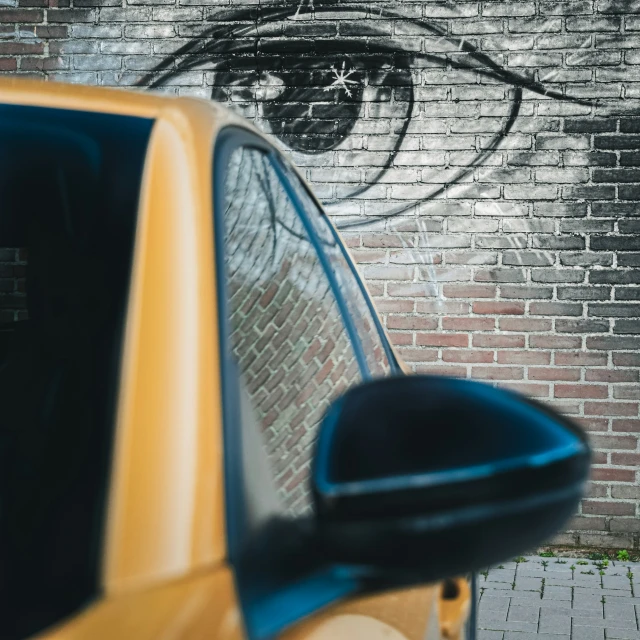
xmin=262 ymin=60 xmax=367 ymax=153
xmin=139 ymin=5 xmax=589 ymax=225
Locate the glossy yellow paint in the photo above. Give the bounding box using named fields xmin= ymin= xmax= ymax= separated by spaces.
xmin=1 ymin=78 xmax=466 ymax=640
xmin=36 ymin=567 xmax=244 ymax=640
xmin=439 ymin=579 xmax=471 ymax=640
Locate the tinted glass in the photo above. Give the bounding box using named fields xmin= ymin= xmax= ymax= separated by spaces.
xmin=0 ymin=105 xmax=152 ymax=638
xmin=279 ymin=161 xmax=392 ymax=378
xmin=221 ymin=146 xmax=362 ymax=514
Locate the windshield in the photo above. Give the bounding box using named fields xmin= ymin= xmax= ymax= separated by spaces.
xmin=0 ymin=104 xmax=152 ymax=638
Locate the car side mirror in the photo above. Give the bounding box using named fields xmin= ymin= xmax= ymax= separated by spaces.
xmin=312 ymin=376 xmax=590 ymax=584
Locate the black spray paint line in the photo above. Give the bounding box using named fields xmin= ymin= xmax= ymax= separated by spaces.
xmin=137 ymin=4 xmax=599 ymax=230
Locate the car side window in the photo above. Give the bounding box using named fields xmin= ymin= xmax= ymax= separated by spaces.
xmin=277 ymin=159 xmax=393 ymax=378
xmin=220 ymin=144 xmax=363 ymax=515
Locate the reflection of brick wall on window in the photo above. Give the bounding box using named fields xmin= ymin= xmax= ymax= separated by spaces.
xmin=223 ymin=148 xmax=361 ymax=514
xmin=0 ymin=249 xmax=27 ymax=325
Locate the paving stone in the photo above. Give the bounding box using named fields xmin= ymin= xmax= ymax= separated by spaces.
xmin=517 ymin=566 xmax=547 ymax=577
xmin=482 ymin=619 xmax=538 ymax=633
xmin=606 ymin=630 xmax=640 ymax=639
xmin=604 ymin=575 xmax=634 ymax=591
xmin=507 ymin=605 xmax=540 ymax=623
xmin=539 ymin=611 xmax=572 ymax=635
xmin=514 ymin=576 xmax=543 ymax=591
xmin=479 ymin=595 xmax=511 ymax=614
xmin=573 ymin=594 xmax=604 ymax=611
xmin=484 ymin=582 xmax=516 ymax=591
xmin=486 ymin=569 xmax=517 ymax=584
xmin=571 ymin=627 xmax=605 ymax=640
xmin=574 ymin=617 xmax=638 ymax=630
xmin=504 ymin=634 xmax=569 ymax=640
xmin=479 ymin=558 xmax=640 ymax=640
xmin=542 ymin=586 xmax=573 ymax=601
xmin=605 ymin=602 xmax=637 ymax=620
xmin=479 ymin=607 xmax=508 ymax=621
xmin=545 ymin=567 xmax=574 ymax=577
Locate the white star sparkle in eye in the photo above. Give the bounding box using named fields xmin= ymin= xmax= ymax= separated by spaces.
xmin=323 ymin=61 xmax=359 ymax=98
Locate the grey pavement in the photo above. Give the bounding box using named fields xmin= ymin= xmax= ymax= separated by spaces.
xmin=478 ymin=555 xmax=640 ymax=640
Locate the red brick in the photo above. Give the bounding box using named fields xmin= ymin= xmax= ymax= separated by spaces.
xmin=582 ymin=500 xmax=635 ymax=516
xmin=388 ymin=332 xmax=413 ymax=346
xmin=0 ymin=58 xmax=17 ymax=71
xmin=586 ymin=483 xmax=608 ymax=498
xmin=579 ymin=417 xmax=609 ymax=432
xmin=443 ymin=350 xmax=494 ymax=363
xmin=504 ymin=318 xmax=553 ymax=332
xmin=442 ymin=317 xmax=496 ymax=331
xmin=373 ymin=299 xmax=414 ymax=313
xmin=612 ymin=419 xmax=640 ymax=432
xmin=591 ymin=468 xmax=636 ymax=483
xmin=362 ymin=234 xmax=414 ymax=248
xmin=443 ymin=284 xmax=497 ymax=298
xmin=555 ymin=384 xmax=609 ymax=399
xmin=0 ymin=8 xmax=43 ymax=21
xmin=417 ymin=300 xmax=469 ymax=314
xmin=396 ymin=348 xmax=439 ymax=362
xmin=586 ymin=369 xmax=638 ymax=383
xmin=529 ymin=367 xmax=581 ymax=381
xmin=472 ymin=301 xmax=525 ymax=315
xmin=496 ymin=382 xmax=550 ymax=397
xmin=613 ymin=352 xmax=640 ymax=367
xmin=352 ymin=249 xmax=388 ymax=263
xmin=0 ymin=42 xmax=44 ymax=54
xmin=387 ymin=283 xmax=434 ymax=297
xmin=569 ymin=516 xmax=607 ymax=531
xmin=473 ymin=334 xmax=525 ymax=348
xmin=590 ymin=435 xmax=638 ymax=450
xmin=387 ymin=315 xmax=438 ymax=330
xmin=498 ymin=350 xmax=551 ymax=365
xmin=416 ymin=333 xmax=468 ymax=347
xmin=611 ymin=486 xmax=640 ymax=500
xmin=472 ymin=366 xmax=524 ymax=380
xmin=530 ymin=335 xmax=582 ymax=349
xmin=614 ymin=386 xmax=640 ymax=400
xmin=612 ymin=453 xmax=640 ymax=466
xmin=585 ymin=402 xmax=639 ymax=417
xmin=414 ymin=365 xmax=466 ymax=377
xmin=555 ymin=352 xmax=609 ymax=366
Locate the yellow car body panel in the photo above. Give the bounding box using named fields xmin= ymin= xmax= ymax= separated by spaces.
xmin=0 ymin=77 xmax=467 ymax=640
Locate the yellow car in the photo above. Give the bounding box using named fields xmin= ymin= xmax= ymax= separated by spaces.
xmin=0 ymin=78 xmax=590 ymax=640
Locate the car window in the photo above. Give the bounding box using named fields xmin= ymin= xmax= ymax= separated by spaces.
xmin=276 ymin=159 xmax=393 ymax=378
xmin=220 ymin=144 xmax=363 ymax=514
xmin=0 ymin=105 xmax=152 ymax=639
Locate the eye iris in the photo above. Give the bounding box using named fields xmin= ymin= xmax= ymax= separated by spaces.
xmin=262 ymin=62 xmax=365 ymax=154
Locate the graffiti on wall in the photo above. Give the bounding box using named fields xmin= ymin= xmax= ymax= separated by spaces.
xmin=138 ymin=3 xmax=599 ymax=229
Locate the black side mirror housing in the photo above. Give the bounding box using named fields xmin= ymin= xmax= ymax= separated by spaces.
xmin=312 ymin=376 xmax=590 ymax=584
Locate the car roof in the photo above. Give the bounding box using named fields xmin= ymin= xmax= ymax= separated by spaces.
xmin=0 ymin=76 xmax=242 ymax=127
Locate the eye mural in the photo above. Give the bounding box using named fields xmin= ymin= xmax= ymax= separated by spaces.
xmin=137 ymin=3 xmax=596 ymax=231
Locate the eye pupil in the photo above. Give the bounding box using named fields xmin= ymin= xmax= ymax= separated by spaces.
xmin=261 ymin=61 xmax=365 ymax=154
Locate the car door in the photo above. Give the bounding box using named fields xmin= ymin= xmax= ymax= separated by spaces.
xmin=213 ymin=128 xmax=466 ymax=640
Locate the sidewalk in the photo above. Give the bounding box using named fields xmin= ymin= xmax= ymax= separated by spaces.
xmin=478 ymin=555 xmax=640 ymax=640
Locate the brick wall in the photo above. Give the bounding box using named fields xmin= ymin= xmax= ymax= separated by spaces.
xmin=2 ymin=0 xmax=640 ymax=548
